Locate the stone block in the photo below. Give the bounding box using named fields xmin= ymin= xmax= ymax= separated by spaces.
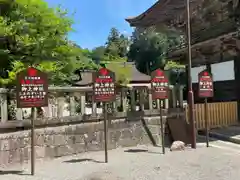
xmin=0 ymin=139 xmax=10 ymax=151
xmin=132 ymin=126 xmax=144 ymax=139
xmin=140 ymin=134 xmax=152 ymax=145
xmin=65 ymin=126 xmax=74 ymax=135
xmin=35 ymin=146 xmax=46 ymax=158
xmin=109 ymin=130 xmax=121 ymax=144
xmin=0 ymin=115 xmax=166 ymax=167
xmin=55 ymin=145 xmax=73 ymax=157
xmin=53 ymin=134 xmax=66 ymax=146
xmin=86 ymin=143 xmax=101 ymax=152
xmin=23 ymin=138 xmax=30 ymax=147
xmin=107 ymin=140 xmax=117 ymax=150
xmin=0 ymin=151 xmax=9 ymax=166
xmin=18 ymin=137 xmax=25 ymax=148
xmin=8 ymin=149 xmax=22 ymax=164
xmin=111 ymin=120 xmax=131 ymax=130
xmin=36 ymin=134 xmax=45 ymax=146
xmin=117 ymin=138 xmax=139 ymax=147
xmin=72 ymin=143 xmax=86 ymax=154
xmin=19 ymin=148 xmax=25 ymax=163
xmin=9 ymin=139 xmax=19 ymax=150
xmin=120 ymin=129 xmax=133 ymax=139
xmin=44 ymin=135 xmax=54 ymax=146
xmin=73 ymin=135 xmax=85 ymax=144
xmin=45 ymin=146 xmax=55 ymax=158
xmin=22 ymin=147 xmax=30 ymax=161
xmin=144 ymin=125 xmax=160 ymax=135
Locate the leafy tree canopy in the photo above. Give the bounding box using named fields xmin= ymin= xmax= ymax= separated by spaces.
xmin=0 ymin=0 xmax=96 ymax=87
xmin=128 ymin=27 xmax=186 ymax=85
xmin=105 ymin=27 xmax=130 ymax=58
xmin=128 ymin=27 xmax=169 ymax=74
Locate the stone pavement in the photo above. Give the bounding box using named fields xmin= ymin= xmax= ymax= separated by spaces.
xmin=1 ymin=141 xmax=240 ymax=180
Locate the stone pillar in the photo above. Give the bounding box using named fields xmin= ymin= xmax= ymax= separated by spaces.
xmin=178 ymin=85 xmax=184 ymax=108
xmin=164 ymin=99 xmax=169 ymax=109
xmin=139 ymin=90 xmax=144 ymax=111
xmin=172 ymin=86 xmax=177 ymax=108
xmin=57 ymin=96 xmax=65 ymax=117
xmin=148 ymin=88 xmax=153 ymax=110
xmin=0 ymin=93 xmax=8 ymax=122
xmin=121 ymin=88 xmax=127 ymax=112
xmin=45 ymin=98 xmax=53 ymax=117
xmin=157 ymin=99 xmax=160 ymax=109
xmin=16 ymin=109 xmax=23 ymax=120
xmin=69 ymin=95 xmax=76 ymax=116
xmin=80 ymin=93 xmax=86 ymax=115
xmin=92 ymin=99 xmax=97 ymax=116
xmin=130 ymin=88 xmax=135 ymax=111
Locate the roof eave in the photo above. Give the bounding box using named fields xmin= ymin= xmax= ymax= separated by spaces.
xmin=125 ymin=0 xmax=166 ymax=27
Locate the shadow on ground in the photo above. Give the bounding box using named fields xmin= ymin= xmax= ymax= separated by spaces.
xmin=63 ymin=158 xmax=104 ymax=164
xmin=197 ymin=132 xmax=217 ymax=143
xmin=0 ymin=170 xmax=24 ymax=175
xmin=124 ymin=148 xmax=164 ymax=154
xmin=210 ymin=126 xmax=240 ymax=137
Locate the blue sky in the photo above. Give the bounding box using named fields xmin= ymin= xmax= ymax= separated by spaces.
xmin=46 ymin=0 xmax=157 ymax=49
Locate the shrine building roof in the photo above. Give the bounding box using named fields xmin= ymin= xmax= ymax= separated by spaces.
xmin=126 ymin=0 xmax=200 ymax=27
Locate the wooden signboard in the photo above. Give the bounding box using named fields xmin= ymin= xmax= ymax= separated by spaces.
xmin=151 ymin=68 xmax=169 ymax=154
xmin=92 ymin=67 xmax=116 ymax=163
xmin=92 ymin=68 xmax=116 ymax=102
xmin=151 ymin=69 xmax=169 ymax=100
xmin=16 ymin=67 xmax=48 ymax=175
xmin=16 ymin=67 xmax=48 ymax=108
xmin=198 ymin=70 xmax=213 ymax=98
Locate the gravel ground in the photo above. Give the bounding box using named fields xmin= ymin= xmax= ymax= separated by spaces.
xmin=1 ymin=140 xmax=240 ymax=180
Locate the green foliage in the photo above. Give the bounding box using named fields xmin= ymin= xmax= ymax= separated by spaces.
xmin=105 ymin=27 xmax=130 ymax=58
xmin=128 ymin=27 xmax=186 ymax=85
xmin=91 ymin=46 xmax=106 ymax=63
xmin=104 ymin=57 xmax=131 ymax=85
xmin=128 ymin=27 xmax=169 ymax=74
xmin=165 ymin=61 xmax=186 ymax=86
xmin=0 ymin=0 xmax=97 ymax=87
xmin=164 ymin=61 xmax=185 ymax=70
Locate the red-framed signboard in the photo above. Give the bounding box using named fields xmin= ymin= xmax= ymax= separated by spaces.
xmin=16 ymin=67 xmax=48 ymax=108
xmin=151 ymin=69 xmax=169 ymax=100
xmin=198 ymin=70 xmax=214 ymax=98
xmin=92 ymin=68 xmax=116 ymax=102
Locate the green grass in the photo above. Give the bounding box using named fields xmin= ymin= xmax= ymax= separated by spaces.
xmin=105 ymin=62 xmax=132 ymax=85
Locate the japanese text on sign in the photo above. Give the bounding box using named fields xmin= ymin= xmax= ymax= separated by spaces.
xmin=93 ymin=68 xmax=116 ymax=102
xmin=16 ymin=67 xmax=48 ymax=108
xmin=198 ymin=70 xmax=214 ymax=98
xmin=151 ymin=69 xmax=169 ymax=100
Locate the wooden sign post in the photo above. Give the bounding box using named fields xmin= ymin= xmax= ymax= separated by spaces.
xmin=16 ymin=67 xmax=48 ymax=175
xmin=92 ymin=67 xmax=116 ymax=163
xmin=151 ymin=69 xmax=169 ymax=154
xmin=198 ymin=70 xmax=213 ymax=147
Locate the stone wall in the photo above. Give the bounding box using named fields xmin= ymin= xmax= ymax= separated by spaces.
xmin=0 ymin=116 xmax=166 ymax=166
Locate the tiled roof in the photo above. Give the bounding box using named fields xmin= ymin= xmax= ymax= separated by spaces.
xmin=125 ymin=0 xmax=200 ymax=27
xmin=75 ymin=62 xmax=150 ymax=86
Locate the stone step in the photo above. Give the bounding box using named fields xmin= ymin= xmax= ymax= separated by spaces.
xmin=209 ymin=132 xmax=240 ymax=145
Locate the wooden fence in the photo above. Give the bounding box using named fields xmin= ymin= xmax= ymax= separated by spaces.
xmin=186 ymin=101 xmax=238 ymax=130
